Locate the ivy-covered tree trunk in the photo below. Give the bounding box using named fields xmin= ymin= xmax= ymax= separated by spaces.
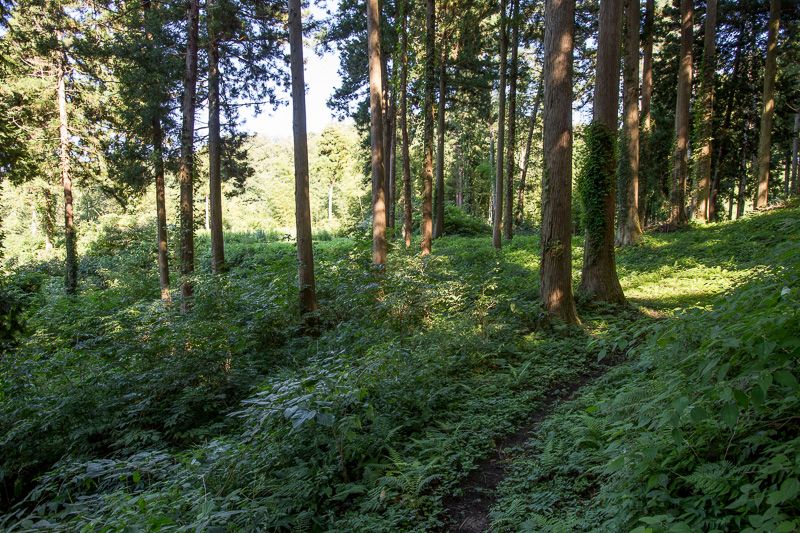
xmin=503 ymin=0 xmax=519 ymax=241
xmin=668 ymin=0 xmax=692 ymax=226
xmin=638 ymin=0 xmax=654 ymax=226
xmin=578 ymin=0 xmax=625 ymax=304
xmin=208 ymin=6 xmax=225 ymax=274
xmin=433 ymin=32 xmax=447 ymax=239
xmin=755 ymin=0 xmax=780 ymax=209
xmin=367 ymin=0 xmax=386 ymax=265
xmin=400 ymin=0 xmax=412 ymax=248
xmin=616 ymin=0 xmax=642 ymax=245
xmin=421 ymin=0 xmax=435 ymax=255
xmin=540 ymin=0 xmax=579 ymax=325
xmin=178 ymin=0 xmax=199 ymax=311
xmin=289 ymin=0 xmax=317 ymax=315
xmin=516 ymin=78 xmax=542 ymax=227
xmin=691 ymin=0 xmax=717 ymax=222
xmin=58 ymin=33 xmax=77 ymax=295
xmin=492 ymin=0 xmax=507 ymax=249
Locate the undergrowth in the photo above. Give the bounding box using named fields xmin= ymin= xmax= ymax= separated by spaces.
xmin=0 ymin=208 xmax=796 ymax=531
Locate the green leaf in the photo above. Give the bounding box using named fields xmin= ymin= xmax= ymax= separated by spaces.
xmin=750 ymin=385 xmax=765 ymax=409
xmin=733 ymin=389 xmax=750 ymax=410
xmin=132 ymin=471 xmax=140 ymax=483
xmin=775 ymin=371 xmax=799 ymax=391
xmin=767 ymin=478 xmax=800 ymax=506
xmin=690 ymin=406 xmax=708 ymax=424
xmin=606 ymin=455 xmax=625 ymax=473
xmin=721 ymin=402 xmax=739 ymax=430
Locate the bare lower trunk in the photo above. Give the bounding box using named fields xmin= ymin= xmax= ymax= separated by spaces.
xmin=401 ymin=0 xmax=412 ymax=247
xmin=492 ymin=0 xmax=507 ymax=249
xmin=179 ymin=0 xmax=199 ymax=312
xmin=381 ymin=52 xmax=391 ymax=219
xmin=58 ymin=35 xmax=77 ymax=295
xmin=503 ymin=0 xmax=519 ymax=240
xmin=792 ymin=105 xmax=799 ymax=195
xmin=289 ymin=0 xmax=317 ymax=314
xmin=540 ymin=0 xmax=579 ymax=324
xmin=153 ymin=119 xmax=171 ymax=301
xmin=367 ymin=0 xmax=387 ymax=264
xmin=208 ymin=15 xmax=225 ymax=274
xmin=638 ymin=0 xmax=654 ymax=226
xmin=516 ymin=78 xmax=542 ymax=227
xmin=433 ymin=38 xmax=447 ymax=239
xmin=692 ymin=0 xmax=717 ymax=222
xmin=388 ymin=96 xmax=397 ymax=229
xmin=755 ymin=0 xmax=781 ymax=208
xmin=616 ymin=0 xmax=642 ymax=245
xmin=44 ymin=188 xmax=54 ymax=252
xmin=668 ymin=0 xmax=692 ymax=225
xmin=421 ymin=0 xmax=435 ymax=255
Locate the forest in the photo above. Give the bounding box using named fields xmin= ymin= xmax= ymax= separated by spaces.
xmin=1 ymin=0 xmax=800 ymax=530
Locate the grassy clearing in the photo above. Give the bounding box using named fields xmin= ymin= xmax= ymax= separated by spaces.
xmin=0 ymin=209 xmax=797 ymax=531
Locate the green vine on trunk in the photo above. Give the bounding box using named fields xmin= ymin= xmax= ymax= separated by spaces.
xmin=578 ymin=121 xmax=616 ymax=256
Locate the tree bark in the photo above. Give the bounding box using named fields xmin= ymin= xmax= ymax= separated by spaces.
xmin=792 ymin=103 xmax=799 ymax=195
xmin=541 ymin=0 xmax=579 ymax=325
xmin=401 ymin=0 xmax=412 ymax=247
xmin=755 ymin=0 xmax=780 ymax=208
xmin=579 ymin=0 xmax=625 ymax=304
xmin=638 ymin=0 xmax=654 ymax=226
xmin=616 ymin=0 xmax=642 ymax=245
xmin=57 ymin=33 xmax=77 ymax=295
xmin=668 ymin=0 xmax=692 ymax=225
xmin=691 ymin=0 xmax=716 ymax=222
xmin=208 ymin=3 xmax=225 ymax=274
xmin=492 ymin=0 xmax=507 ymax=249
xmin=516 ymin=78 xmax=542 ymax=227
xmin=421 ymin=0 xmax=435 ymax=255
xmin=388 ymin=92 xmax=397 ymax=229
xmin=179 ymin=0 xmax=199 ymax=311
xmin=153 ymin=118 xmax=170 ymax=301
xmin=44 ymin=187 xmax=54 ymax=252
xmin=503 ymin=0 xmax=519 ymax=240
xmin=367 ymin=0 xmax=387 ymax=264
xmin=289 ymin=0 xmax=317 ymax=315
xmin=381 ymin=51 xmax=391 ymax=219
xmin=433 ymin=25 xmax=447 ymax=239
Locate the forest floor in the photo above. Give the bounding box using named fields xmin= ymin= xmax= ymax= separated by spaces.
xmin=1 ymin=206 xmax=799 ymax=532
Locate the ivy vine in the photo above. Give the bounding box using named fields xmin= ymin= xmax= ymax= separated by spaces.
xmin=577 ymin=121 xmax=617 ymax=257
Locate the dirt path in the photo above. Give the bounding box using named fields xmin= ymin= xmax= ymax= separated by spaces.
xmin=442 ymin=357 xmax=623 ymax=533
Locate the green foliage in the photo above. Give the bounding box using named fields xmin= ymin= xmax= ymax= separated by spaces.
xmin=442 ymin=204 xmax=492 ymax=236
xmin=491 ymin=209 xmax=800 ymax=532
xmin=577 ymin=121 xmax=616 ymax=253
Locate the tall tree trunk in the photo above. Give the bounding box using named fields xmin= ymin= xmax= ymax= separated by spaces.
xmin=755 ymin=0 xmax=781 ymax=208
xmin=58 ymin=33 xmax=77 ymax=295
xmin=289 ymin=0 xmax=317 ymax=315
xmin=492 ymin=0 xmax=507 ymax=249
xmin=541 ymin=0 xmax=579 ymax=324
xmin=433 ymin=25 xmax=447 ymax=239
xmin=616 ymin=0 xmax=642 ymax=245
xmin=578 ymin=0 xmax=625 ymax=304
xmin=638 ymin=0 xmax=654 ymax=226
xmin=401 ymin=0 xmax=412 ymax=247
xmin=784 ymin=150 xmax=791 ymax=197
xmin=208 ymin=6 xmax=225 ymax=274
xmin=792 ymin=102 xmax=799 ymax=195
xmin=421 ymin=0 xmax=435 ymax=255
xmin=44 ymin=187 xmax=54 ymax=252
xmin=668 ymin=0 xmax=692 ymax=225
xmin=367 ymin=0 xmax=387 ymax=264
xmin=388 ymin=93 xmax=397 ymax=229
xmin=516 ymin=78 xmax=542 ymax=227
xmin=179 ymin=0 xmax=200 ymax=311
xmin=143 ymin=0 xmax=170 ymax=301
xmin=153 ymin=118 xmax=170 ymax=301
xmin=381 ymin=52 xmax=391 ymax=219
xmin=503 ymin=0 xmax=519 ymax=240
xmin=691 ymin=0 xmax=717 ymax=222
xmin=489 ymin=126 xmax=496 ymax=223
